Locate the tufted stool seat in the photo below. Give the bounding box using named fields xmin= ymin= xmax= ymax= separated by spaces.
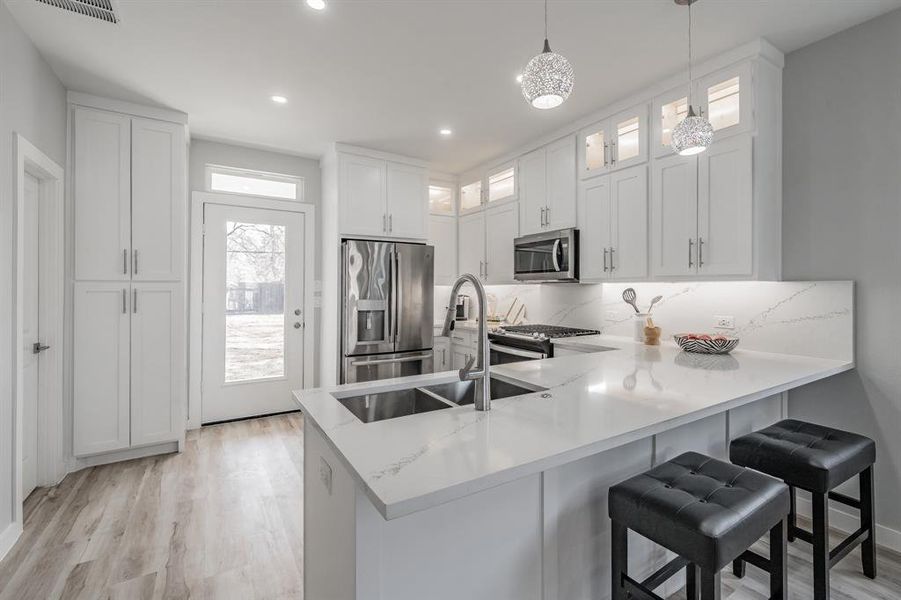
xmin=609 ymin=452 xmax=789 ymax=600
xmin=731 ymin=419 xmax=877 ymax=600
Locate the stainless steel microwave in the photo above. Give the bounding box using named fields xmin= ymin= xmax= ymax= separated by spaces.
xmin=513 ymin=228 xmax=579 ymax=282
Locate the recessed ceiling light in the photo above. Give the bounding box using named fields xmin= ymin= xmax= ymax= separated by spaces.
xmin=516 ymin=74 xmax=523 ymax=83
xmin=439 ymin=128 xmax=452 ymax=136
xmin=271 ymin=95 xmax=288 ymax=104
xmin=306 ymin=0 xmax=326 ymax=10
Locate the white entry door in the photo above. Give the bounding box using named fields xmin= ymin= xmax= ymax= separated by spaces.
xmin=202 ymin=203 xmax=306 ymax=423
xmin=22 ymin=173 xmax=41 ymax=499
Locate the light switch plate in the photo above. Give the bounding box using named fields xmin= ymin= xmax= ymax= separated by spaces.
xmin=714 ymin=315 xmax=736 ymax=330
xmin=319 ymin=457 xmax=333 ymax=495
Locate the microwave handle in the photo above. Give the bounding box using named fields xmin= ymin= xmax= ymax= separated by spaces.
xmin=551 ymin=239 xmax=562 ymax=272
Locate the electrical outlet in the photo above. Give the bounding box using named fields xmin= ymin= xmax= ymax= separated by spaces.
xmin=714 ymin=315 xmax=736 ymax=330
xmin=605 ymin=311 xmax=617 ymax=321
xmin=319 ymin=457 xmax=333 ymax=495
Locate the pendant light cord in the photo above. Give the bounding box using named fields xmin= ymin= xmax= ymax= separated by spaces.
xmin=687 ymin=0 xmax=693 ymax=105
xmin=544 ymin=0 xmax=548 ymax=41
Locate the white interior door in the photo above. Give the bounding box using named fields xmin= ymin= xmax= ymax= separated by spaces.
xmin=22 ymin=173 xmax=40 ymax=499
xmin=202 ymin=203 xmax=305 ymax=423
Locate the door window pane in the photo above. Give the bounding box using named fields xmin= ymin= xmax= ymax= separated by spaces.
xmin=707 ymin=76 xmax=740 ymax=131
xmin=616 ymin=117 xmax=640 ymax=162
xmin=224 ymin=221 xmax=286 ymax=382
xmin=488 ymin=167 xmax=515 ymax=202
xmin=585 ymin=130 xmax=606 ymax=171
xmin=429 ymin=185 xmax=454 ymax=214
xmin=460 ymin=180 xmax=482 ymax=211
xmin=661 ymin=96 xmax=688 ymax=147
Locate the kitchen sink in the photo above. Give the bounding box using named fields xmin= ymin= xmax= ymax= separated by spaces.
xmin=337 ymin=388 xmax=452 ymax=424
xmin=420 ymin=378 xmax=542 ymax=406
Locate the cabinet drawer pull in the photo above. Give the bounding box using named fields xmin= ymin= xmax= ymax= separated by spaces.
xmin=688 ymin=238 xmax=694 ymax=269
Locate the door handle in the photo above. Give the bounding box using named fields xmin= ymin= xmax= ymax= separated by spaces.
xmin=32 ymin=342 xmax=50 ymax=354
xmin=389 ymin=214 xmax=393 ymax=233
xmin=551 ymin=239 xmax=562 ymax=272
xmin=603 ymin=142 xmax=609 ymax=166
xmin=122 ymin=288 xmax=127 ymax=313
xmin=611 ymin=141 xmax=616 ymax=165
xmin=698 ymin=237 xmax=704 ymax=267
xmin=350 ymin=352 xmax=432 ymax=366
xmin=133 ymin=249 xmax=138 ymax=275
xmin=383 ymin=214 xmax=387 ymax=232
xmin=688 ymin=238 xmax=694 ymax=269
xmin=609 ymin=247 xmax=615 ymax=271
xmin=603 ymin=248 xmax=609 ymax=272
xmin=545 ymin=206 xmax=550 ymax=226
xmin=123 ymin=249 xmax=128 ymax=275
xmin=133 ymin=288 xmax=137 ymax=313
xmin=294 ymin=322 xmax=303 ymax=329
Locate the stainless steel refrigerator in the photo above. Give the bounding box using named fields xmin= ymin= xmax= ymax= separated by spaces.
xmin=341 ymin=240 xmax=434 ymax=384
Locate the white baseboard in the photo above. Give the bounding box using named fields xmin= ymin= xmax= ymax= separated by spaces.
xmin=796 ymin=495 xmax=901 ymax=554
xmin=70 ymin=441 xmax=179 ymax=471
xmin=0 ymin=521 xmax=23 ymax=562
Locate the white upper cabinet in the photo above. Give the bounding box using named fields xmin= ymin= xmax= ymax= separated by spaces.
xmin=484 ymin=202 xmax=519 ymax=284
xmin=579 ymin=103 xmax=648 ymax=179
xmin=338 ymin=153 xmax=427 ymax=240
xmin=459 ymin=178 xmax=483 ymax=215
xmin=429 ymin=182 xmax=455 ymax=215
xmin=578 ymin=176 xmax=612 ymax=281
xmin=457 ymin=211 xmax=485 ymax=279
xmin=486 ymin=163 xmax=517 ymax=204
xmin=429 ymin=214 xmax=457 ymax=285
xmin=387 ymin=162 xmax=428 ymax=239
xmin=130 ymin=117 xmax=185 ymax=282
xmin=519 ymin=136 xmax=576 ymax=235
xmin=650 ymin=153 xmax=698 ymax=277
xmin=74 ymin=107 xmax=131 ymax=281
xmin=697 ymin=134 xmax=753 ymax=276
xmin=339 ymin=154 xmax=388 ymax=237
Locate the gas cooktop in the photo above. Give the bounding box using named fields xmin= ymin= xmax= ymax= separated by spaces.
xmin=494 ymin=324 xmax=600 ymax=340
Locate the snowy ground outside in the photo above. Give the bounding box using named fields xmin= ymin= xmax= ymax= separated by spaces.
xmin=225 ymin=313 xmax=284 ymax=381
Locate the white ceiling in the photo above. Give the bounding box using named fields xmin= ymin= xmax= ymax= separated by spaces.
xmin=7 ymin=0 xmax=901 ymax=173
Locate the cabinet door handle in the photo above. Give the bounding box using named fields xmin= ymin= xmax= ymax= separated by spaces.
xmin=609 ymin=247 xmax=615 ymax=271
xmin=545 ymin=206 xmax=550 ymax=226
xmin=382 ymin=214 xmax=386 ymax=232
xmin=123 ymin=249 xmax=128 ymax=275
xmin=603 ymin=248 xmax=609 ymax=272
xmin=698 ymin=237 xmax=704 ymax=268
xmin=122 ymin=288 xmax=127 ymax=314
xmin=603 ymin=142 xmax=609 ymax=166
xmin=389 ymin=214 xmax=393 ymax=233
xmin=688 ymin=238 xmax=694 ymax=269
xmin=133 ymin=249 xmax=138 ymax=275
xmin=539 ymin=207 xmax=544 ymax=227
xmin=484 ymin=261 xmax=488 ymax=279
xmin=611 ymin=141 xmax=616 ymax=165
xmin=133 ymin=288 xmax=138 ymax=313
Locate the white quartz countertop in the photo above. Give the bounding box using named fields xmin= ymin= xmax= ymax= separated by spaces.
xmin=294 ymin=337 xmax=853 ymax=520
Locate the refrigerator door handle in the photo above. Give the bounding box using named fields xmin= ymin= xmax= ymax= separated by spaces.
xmin=394 ymin=249 xmax=402 ymax=342
xmin=350 ymin=352 xmax=433 ymax=367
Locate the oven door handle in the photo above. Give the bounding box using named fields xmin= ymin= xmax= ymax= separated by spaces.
xmin=551 ymin=239 xmax=562 ymax=272
xmin=350 ymin=352 xmax=433 ymax=366
xmin=489 ymin=342 xmax=547 ymax=360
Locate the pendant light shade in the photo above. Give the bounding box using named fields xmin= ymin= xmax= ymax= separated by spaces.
xmin=671 ymin=0 xmax=713 ymax=155
xmin=521 ymin=0 xmax=573 ymax=110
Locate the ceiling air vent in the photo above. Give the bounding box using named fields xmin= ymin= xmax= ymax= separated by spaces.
xmin=35 ymin=0 xmax=119 ymax=24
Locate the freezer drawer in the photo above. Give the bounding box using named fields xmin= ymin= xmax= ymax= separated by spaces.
xmin=342 ymin=351 xmax=434 ymax=385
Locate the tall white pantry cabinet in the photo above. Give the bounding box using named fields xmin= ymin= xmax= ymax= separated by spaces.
xmin=70 ymin=95 xmax=187 ymax=457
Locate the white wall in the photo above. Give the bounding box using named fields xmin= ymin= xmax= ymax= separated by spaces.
xmin=188 ymin=138 xmax=323 ymax=385
xmin=782 ymin=8 xmax=901 ymax=536
xmin=0 ymin=1 xmax=67 ymax=544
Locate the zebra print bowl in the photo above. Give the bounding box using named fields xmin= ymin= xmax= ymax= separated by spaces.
xmin=673 ymin=334 xmax=740 ymax=355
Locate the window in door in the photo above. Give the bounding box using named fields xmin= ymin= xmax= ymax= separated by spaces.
xmin=207 ymin=164 xmax=303 ymax=201
xmin=487 ymin=166 xmax=515 ymax=203
xmin=616 ymin=116 xmax=641 ymax=162
xmin=706 ymin=76 xmax=740 ymax=131
xmin=585 ymin=129 xmax=606 ymax=172
xmin=460 ymin=180 xmax=482 ymax=212
xmin=429 ymin=184 xmax=454 ymax=215
xmin=224 ymin=221 xmax=286 ymax=382
xmin=660 ymin=96 xmax=688 ymax=147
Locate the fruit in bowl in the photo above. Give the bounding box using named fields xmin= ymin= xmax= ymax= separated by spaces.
xmin=673 ymin=333 xmax=740 ymax=354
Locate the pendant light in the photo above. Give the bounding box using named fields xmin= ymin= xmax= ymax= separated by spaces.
xmin=671 ymin=0 xmax=713 ymax=156
xmin=520 ymin=0 xmax=574 ymax=110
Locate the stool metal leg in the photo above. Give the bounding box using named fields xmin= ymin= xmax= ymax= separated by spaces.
xmin=812 ymin=491 xmax=831 ymax=600
xmin=770 ymin=518 xmax=788 ymax=600
xmin=731 ymin=557 xmax=745 ymax=578
xmin=861 ymin=466 xmax=877 ymax=579
xmin=788 ymin=485 xmax=797 ymax=543
xmin=611 ymin=520 xmax=628 ymax=600
xmin=700 ymin=569 xmax=721 ymax=600
xmin=686 ymin=563 xmax=700 ymax=600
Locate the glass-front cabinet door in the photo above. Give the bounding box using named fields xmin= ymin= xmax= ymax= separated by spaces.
xmin=486 ymin=163 xmax=516 ymax=204
xmin=581 ymin=126 xmax=608 ymax=179
xmin=652 ymin=85 xmax=690 ymax=157
xmin=697 ymin=62 xmax=752 ymax=139
xmin=459 ymin=179 xmax=483 ymax=214
xmin=428 ymin=182 xmax=455 ymax=215
xmin=579 ymin=103 xmax=647 ymax=179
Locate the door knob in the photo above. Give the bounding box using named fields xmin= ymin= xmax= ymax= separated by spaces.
xmin=294 ymin=322 xmax=303 ymax=329
xmin=294 ymin=309 xmax=301 ymax=316
xmin=32 ymin=342 xmax=50 ymax=354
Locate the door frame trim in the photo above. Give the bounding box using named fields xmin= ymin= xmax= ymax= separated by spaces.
xmin=10 ymin=134 xmax=66 ymax=549
xmin=188 ymin=191 xmax=316 ymax=430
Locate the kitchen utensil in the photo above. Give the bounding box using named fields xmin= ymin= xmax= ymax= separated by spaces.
xmin=647 ymin=295 xmax=663 ymax=314
xmin=622 ymin=288 xmax=640 ymax=314
xmin=503 ymin=298 xmax=519 ymax=324
xmin=511 ymin=303 xmax=526 ymax=325
xmin=673 ymin=333 xmax=740 ymax=354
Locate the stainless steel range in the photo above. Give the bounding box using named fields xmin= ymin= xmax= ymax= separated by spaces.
xmin=488 ymin=324 xmax=600 ymax=365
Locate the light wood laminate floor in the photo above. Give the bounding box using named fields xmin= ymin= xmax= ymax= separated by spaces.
xmin=0 ymin=413 xmax=899 ymax=599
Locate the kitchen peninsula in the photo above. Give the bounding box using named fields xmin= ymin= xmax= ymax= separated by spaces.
xmin=296 ymin=335 xmax=853 ymax=600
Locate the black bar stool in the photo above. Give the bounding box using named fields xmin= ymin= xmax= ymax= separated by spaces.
xmin=609 ymin=452 xmax=790 ymax=600
xmin=730 ymin=419 xmax=877 ymax=600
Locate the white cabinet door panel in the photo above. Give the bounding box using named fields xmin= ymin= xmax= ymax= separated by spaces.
xmin=74 ymin=107 xmax=131 ymax=281
xmin=651 ymin=154 xmax=698 ymax=277
xmin=387 ymin=162 xmax=428 ymax=240
xmin=339 ymin=154 xmax=387 ymax=237
xmin=74 ymin=282 xmax=130 ymax=455
xmin=131 ymin=117 xmax=185 ymax=281
xmin=546 ymin=136 xmax=577 ymax=229
xmin=610 ymin=165 xmax=648 ymax=280
xmin=518 ymin=148 xmax=546 ymax=235
xmin=578 ymin=176 xmax=612 ymax=281
xmin=698 ymin=135 xmax=753 ymax=276
xmin=458 ymin=211 xmax=485 ymax=279
xmin=131 ymin=283 xmax=181 ymax=447
xmin=485 ymin=202 xmax=518 ymax=284
xmin=429 ymin=215 xmax=457 ymax=284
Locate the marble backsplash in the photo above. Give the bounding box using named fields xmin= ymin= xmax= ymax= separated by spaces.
xmin=436 ymin=281 xmax=854 ymax=361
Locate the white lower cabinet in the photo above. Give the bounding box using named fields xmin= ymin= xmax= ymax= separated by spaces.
xmin=433 ymin=337 xmax=451 ymax=372
xmin=429 ymin=214 xmax=457 ymax=285
xmin=74 ymin=281 xmax=181 ymax=456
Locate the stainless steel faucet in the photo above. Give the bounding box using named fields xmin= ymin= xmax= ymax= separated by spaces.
xmin=441 ymin=274 xmax=491 ymax=411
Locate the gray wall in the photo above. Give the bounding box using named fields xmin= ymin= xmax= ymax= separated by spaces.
xmin=0 ymin=2 xmax=67 ymax=537
xmin=784 ymin=9 xmax=901 ymax=533
xmin=188 ymin=138 xmax=322 ymax=385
